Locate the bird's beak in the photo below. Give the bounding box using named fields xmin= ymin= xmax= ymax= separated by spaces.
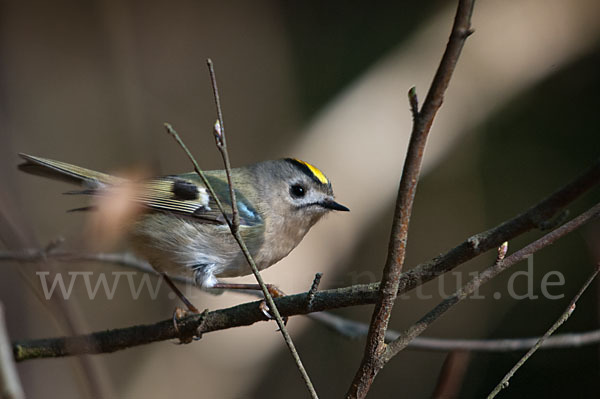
xmin=321 ymin=200 xmax=350 ymax=212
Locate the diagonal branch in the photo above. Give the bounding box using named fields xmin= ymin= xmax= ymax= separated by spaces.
xmin=400 ymin=158 xmax=600 ymax=293
xmin=164 ymin=123 xmax=229 ymax=219
xmin=383 ymin=202 xmax=600 ymax=361
xmin=8 ymin=248 xmax=600 ymax=353
xmin=487 ymin=264 xmax=600 ymax=399
xmin=204 ymin=59 xmax=318 ymax=398
xmin=347 ymin=1 xmax=475 ymax=397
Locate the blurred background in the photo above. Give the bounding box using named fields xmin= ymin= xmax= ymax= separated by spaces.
xmin=1 ymin=0 xmax=600 ymax=397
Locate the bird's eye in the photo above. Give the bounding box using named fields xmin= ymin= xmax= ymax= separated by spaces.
xmin=290 ymin=184 xmax=306 ymax=198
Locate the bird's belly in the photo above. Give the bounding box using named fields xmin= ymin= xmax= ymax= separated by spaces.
xmin=128 ymin=213 xmax=268 ymax=281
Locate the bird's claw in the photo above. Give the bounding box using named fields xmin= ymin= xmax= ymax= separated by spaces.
xmin=172 ymin=307 xmax=203 ymax=343
xmin=259 ymin=285 xmax=288 ymax=326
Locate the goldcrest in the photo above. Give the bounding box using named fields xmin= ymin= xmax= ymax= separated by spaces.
xmin=18 ymin=154 xmax=349 ymax=291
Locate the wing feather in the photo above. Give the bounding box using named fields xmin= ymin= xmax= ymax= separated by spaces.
xmin=132 ymin=178 xmax=213 ymax=217
xmin=18 ymin=153 xmax=262 ymax=227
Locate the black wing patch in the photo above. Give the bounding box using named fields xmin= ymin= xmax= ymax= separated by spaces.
xmin=172 ymin=179 xmax=200 ymax=201
xmin=133 ymin=177 xmax=210 ymax=216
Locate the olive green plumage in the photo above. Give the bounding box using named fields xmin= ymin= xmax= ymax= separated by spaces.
xmin=18 ymin=153 xmax=348 ymax=288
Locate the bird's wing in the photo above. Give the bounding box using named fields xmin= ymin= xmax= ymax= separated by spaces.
xmin=132 ymin=174 xmax=263 ymax=226
xmin=18 ymin=154 xmax=262 ymax=227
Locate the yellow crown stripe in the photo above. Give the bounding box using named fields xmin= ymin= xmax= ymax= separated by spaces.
xmin=295 ymin=159 xmax=329 ymax=185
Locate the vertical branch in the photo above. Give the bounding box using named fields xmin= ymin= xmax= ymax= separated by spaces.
xmin=206 ymin=59 xmax=239 ymax=231
xmin=197 ymin=59 xmax=318 ymax=398
xmin=347 ymin=1 xmax=475 ymax=397
xmin=0 ymin=304 xmax=25 ymax=399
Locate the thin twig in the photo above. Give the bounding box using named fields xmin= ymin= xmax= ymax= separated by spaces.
xmin=487 ymin=265 xmax=600 ymax=399
xmin=309 ymin=311 xmax=600 ymax=352
xmin=348 ymin=1 xmax=475 ymax=397
xmin=383 ymin=202 xmax=600 ymax=362
xmin=211 ymin=120 xmax=238 ymax=230
xmin=408 ymin=87 xmax=419 ymax=121
xmin=207 ymin=59 xmax=238 ymax=232
xmin=206 ymin=59 xmax=225 ymax=149
xmin=164 ymin=123 xmax=229 ymax=221
xmin=195 ymin=59 xmax=318 ymax=398
xmin=306 ymin=273 xmax=323 ymax=311
xmin=0 ymin=303 xmax=25 ymax=399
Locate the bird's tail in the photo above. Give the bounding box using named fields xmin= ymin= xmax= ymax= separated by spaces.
xmin=18 ymin=153 xmax=124 ymax=187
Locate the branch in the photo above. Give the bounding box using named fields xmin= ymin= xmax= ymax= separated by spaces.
xmin=348 ymin=1 xmax=475 ymax=397
xmin=11 ymin=286 xmax=368 ymax=361
xmin=204 ymin=59 xmax=317 ymax=398
xmin=12 ymin=190 xmax=600 ymax=363
xmin=0 ymin=303 xmax=25 ymax=399
xmin=308 ymin=312 xmax=600 ymax=352
xmin=487 ymin=265 xmax=600 ymax=399
xmin=7 ymin=248 xmax=600 ymax=353
xmin=206 ymin=63 xmax=238 ymax=231
xmin=400 ymin=157 xmax=600 ymax=296
xmin=383 ymin=202 xmax=600 ymax=361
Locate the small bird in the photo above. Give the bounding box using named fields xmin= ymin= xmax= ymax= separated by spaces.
xmin=18 ymin=153 xmax=349 ymax=311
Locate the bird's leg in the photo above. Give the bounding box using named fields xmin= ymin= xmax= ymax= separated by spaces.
xmin=212 ymin=282 xmax=287 ymax=323
xmin=161 ymin=272 xmax=202 ymax=339
xmin=161 ymin=272 xmax=200 ymax=313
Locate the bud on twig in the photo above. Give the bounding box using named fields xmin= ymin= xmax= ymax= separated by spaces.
xmin=497 ymin=241 xmax=508 ymax=261
xmin=213 ymin=119 xmax=223 ymax=146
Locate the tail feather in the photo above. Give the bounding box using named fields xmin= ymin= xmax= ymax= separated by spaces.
xmin=66 ymin=206 xmax=98 ymax=212
xmin=18 ymin=153 xmax=123 ymax=187
xmin=63 ymin=189 xmax=96 ymax=195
